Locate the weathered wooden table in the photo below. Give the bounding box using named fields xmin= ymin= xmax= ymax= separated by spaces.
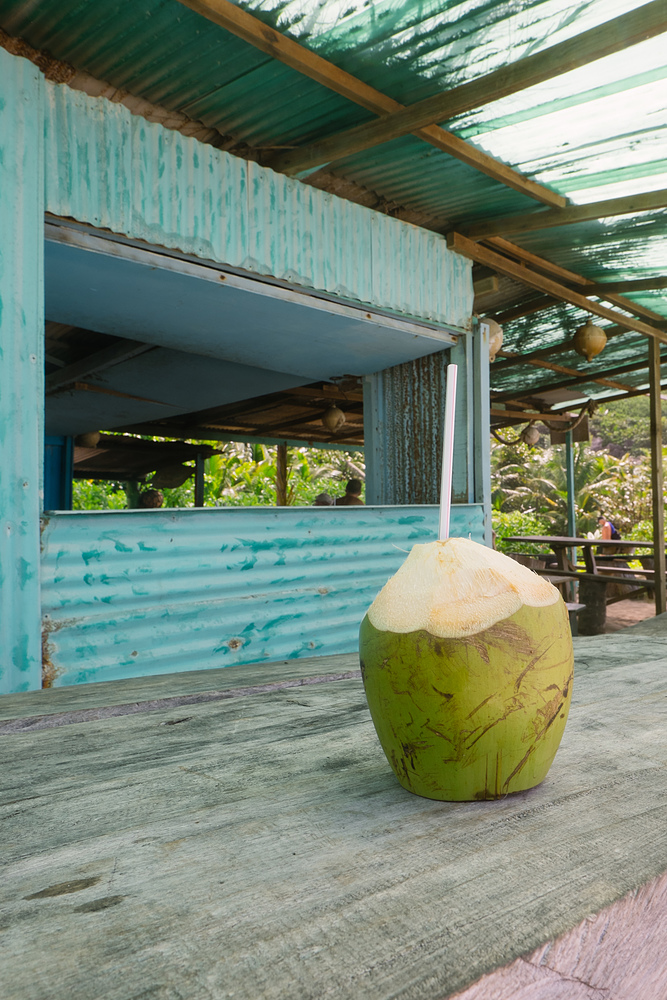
xmin=3 ymin=619 xmax=667 ymax=1000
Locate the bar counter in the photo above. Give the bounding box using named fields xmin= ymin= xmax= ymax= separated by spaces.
xmin=3 ymin=619 xmax=667 ymax=999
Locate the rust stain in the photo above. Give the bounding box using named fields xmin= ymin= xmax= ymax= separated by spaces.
xmin=41 ymin=615 xmax=77 ymax=688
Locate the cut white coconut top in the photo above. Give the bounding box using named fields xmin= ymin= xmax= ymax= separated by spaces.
xmin=367 ymin=538 xmax=559 ymax=638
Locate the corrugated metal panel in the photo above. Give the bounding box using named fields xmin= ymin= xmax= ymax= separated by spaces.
xmin=40 ymin=504 xmax=484 ymax=686
xmin=43 ymin=81 xmax=472 ymax=330
xmin=0 ymin=47 xmax=44 ymax=695
xmin=364 ymin=351 xmax=458 ymax=506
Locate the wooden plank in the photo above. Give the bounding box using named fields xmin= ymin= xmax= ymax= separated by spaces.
xmin=3 ymin=631 xmax=667 ymax=999
xmin=448 ymin=233 xmax=667 ymax=344
xmin=463 ymin=188 xmax=667 ymax=240
xmin=485 ymin=238 xmax=667 ymax=326
xmin=650 ymin=337 xmax=666 ymax=615
xmin=176 ymin=0 xmax=566 ymax=207
xmin=0 ymin=652 xmax=359 ymax=722
xmin=268 ymin=1 xmax=667 ymax=174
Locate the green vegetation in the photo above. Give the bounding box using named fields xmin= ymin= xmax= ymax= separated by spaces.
xmin=491 ymin=393 xmax=665 ymax=545
xmin=590 ymin=396 xmax=665 ymax=457
xmin=72 ymin=442 xmax=365 ymax=510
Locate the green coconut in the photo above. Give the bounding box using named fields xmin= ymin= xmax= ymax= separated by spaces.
xmin=359 ymin=538 xmax=574 ymax=801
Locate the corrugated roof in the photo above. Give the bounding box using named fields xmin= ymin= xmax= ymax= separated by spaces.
xmin=1 ymin=0 xmax=666 ymax=418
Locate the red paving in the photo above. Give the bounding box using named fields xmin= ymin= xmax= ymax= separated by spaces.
xmin=604 ymin=598 xmax=656 ymax=633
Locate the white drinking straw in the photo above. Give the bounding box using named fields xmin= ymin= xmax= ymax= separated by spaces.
xmin=438 ymin=363 xmax=458 ymax=541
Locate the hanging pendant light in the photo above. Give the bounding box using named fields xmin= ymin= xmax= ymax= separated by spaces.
xmin=521 ymin=422 xmax=540 ymax=447
xmin=483 ymin=317 xmax=504 ymax=362
xmin=322 ymin=405 xmax=346 ymax=432
xmin=573 ymin=320 xmax=607 ymax=362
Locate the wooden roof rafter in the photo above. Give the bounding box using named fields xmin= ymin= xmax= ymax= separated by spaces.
xmin=264 ymin=1 xmax=667 ymax=176
xmin=481 ymin=237 xmax=667 ymax=328
xmin=493 ymin=357 xmax=663 ymax=403
xmin=449 ymin=233 xmax=667 ymax=343
xmin=175 ymin=0 xmax=565 ymax=207
xmin=462 ymin=188 xmax=667 ymax=241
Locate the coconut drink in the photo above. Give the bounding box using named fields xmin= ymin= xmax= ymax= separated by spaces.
xmin=359 ymin=537 xmax=573 ymax=801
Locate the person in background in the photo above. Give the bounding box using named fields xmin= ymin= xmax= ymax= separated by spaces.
xmin=313 ymin=492 xmax=334 ymax=507
xmin=138 ymin=488 xmax=164 ymax=509
xmin=598 ymin=514 xmax=621 ymax=541
xmin=335 ymin=479 xmax=364 ymax=506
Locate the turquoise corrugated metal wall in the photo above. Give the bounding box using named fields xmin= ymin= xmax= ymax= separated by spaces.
xmin=0 ymin=48 xmax=44 ymax=695
xmin=40 ymin=505 xmax=484 ymax=687
xmin=43 ymin=81 xmax=472 ymax=330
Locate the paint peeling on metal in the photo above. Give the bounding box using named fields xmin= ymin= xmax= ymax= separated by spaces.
xmin=40 ymin=505 xmax=484 ymax=687
xmin=42 ymin=80 xmax=472 ymax=331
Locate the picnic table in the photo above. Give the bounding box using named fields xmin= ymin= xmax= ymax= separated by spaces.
xmin=3 ymin=624 xmax=667 ymax=1000
xmin=506 ymin=535 xmax=661 ymax=634
xmin=505 ymin=535 xmax=655 ymax=578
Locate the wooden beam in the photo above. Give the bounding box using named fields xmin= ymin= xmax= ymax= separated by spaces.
xmin=493 ymin=325 xmax=634 ymax=370
xmin=448 ymin=233 xmax=667 ymax=343
xmin=473 ymin=275 xmax=500 ymax=297
xmin=494 ymin=297 xmax=558 ymax=324
xmin=45 ymin=340 xmax=154 ymax=393
xmin=69 ymin=382 xmax=172 ymax=406
xmin=267 ymin=1 xmax=667 ymax=174
xmin=175 ymin=0 xmax=565 ymax=207
xmin=588 ymin=275 xmax=667 ymax=294
xmin=287 ymin=385 xmax=364 ymax=402
xmin=463 ymin=188 xmax=667 ymax=240
xmin=493 ymin=357 xmax=659 ymax=402
xmin=485 ymin=238 xmax=667 ymax=326
xmin=516 ymin=355 xmax=633 ymax=392
xmin=490 ymin=408 xmax=575 ymax=422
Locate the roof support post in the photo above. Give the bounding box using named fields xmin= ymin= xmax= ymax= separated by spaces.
xmin=649 ymin=339 xmax=666 ymax=616
xmin=194 ymin=453 xmax=205 ymax=508
xmin=0 ymin=49 xmax=44 ymax=693
xmin=276 ymin=443 xmax=288 ymax=506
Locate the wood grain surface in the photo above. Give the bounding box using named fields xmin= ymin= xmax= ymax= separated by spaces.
xmin=2 ymin=618 xmax=667 ymax=999
xmin=452 ymin=871 xmax=667 ymax=999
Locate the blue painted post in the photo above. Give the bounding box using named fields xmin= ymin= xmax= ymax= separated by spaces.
xmin=44 ymin=436 xmax=74 ymax=510
xmin=0 ymin=50 xmax=44 ymax=694
xmin=565 ymin=430 xmax=576 ymax=538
